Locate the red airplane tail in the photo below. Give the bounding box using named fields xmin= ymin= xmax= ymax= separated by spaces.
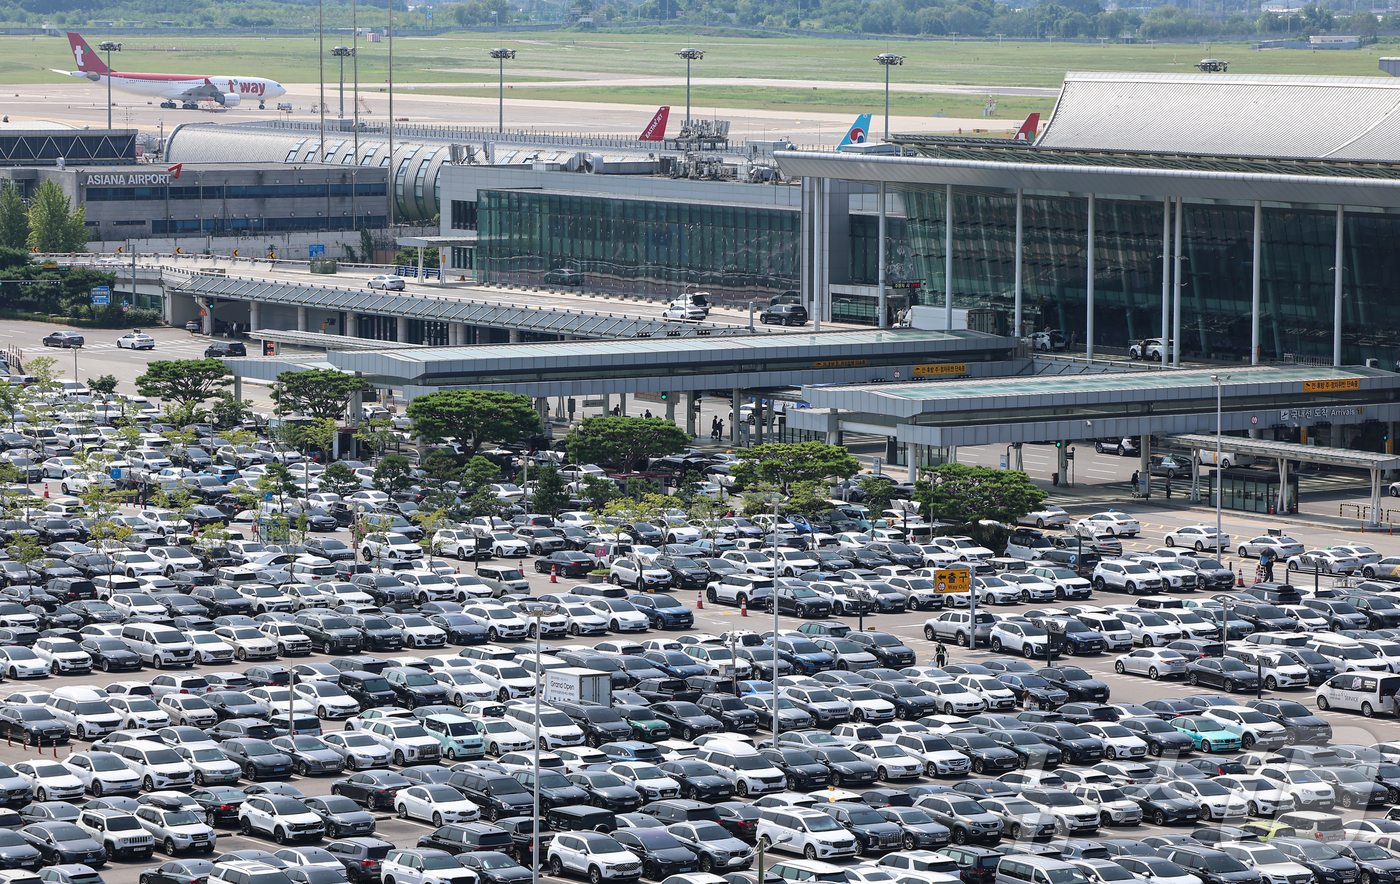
xmin=639 ymin=106 xmax=670 ymax=142
xmin=67 ymin=32 xmax=110 ymax=75
xmin=1012 ymin=112 xmax=1040 ymax=142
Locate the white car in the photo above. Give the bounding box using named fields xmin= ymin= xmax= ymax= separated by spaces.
xmin=0 ymin=646 xmax=49 ymax=679
xmin=323 ymin=732 xmax=392 ymax=769
xmin=848 ymin=740 xmax=922 ymax=780
xmin=1003 ymin=573 xmax=1058 ymax=603
xmin=368 ymin=275 xmax=407 ymax=291
xmin=1286 ymin=550 xmax=1360 ymax=575
xmin=1078 ymin=723 xmax=1149 ymax=760
xmin=186 ymin=632 xmax=236 ymax=665
xmin=488 ymin=532 xmax=529 ymax=557
xmin=546 ymin=832 xmax=643 ymax=883
xmin=1256 ymin=763 xmax=1335 ymax=809
xmin=361 ymin=533 xmax=422 ymax=561
xmin=1237 ymin=535 xmax=1305 ymax=560
xmin=295 ymin=682 xmax=361 ymax=720
xmin=975 ymin=577 xmax=1022 ymax=605
xmin=1202 ymin=707 xmax=1288 ymax=750
xmin=503 ymin=706 xmax=585 ymax=750
xmin=1116 ymin=611 xmax=1183 ymax=646
xmin=462 ymin=605 xmax=528 ymax=642
xmin=955 ymin=675 xmax=1017 ymax=710
xmin=828 ymin=686 xmax=895 ymax=721
xmin=586 ymin=599 xmax=650 ymax=633
xmin=106 ymin=696 xmax=171 ymax=730
xmin=12 ymin=759 xmax=85 ymax=801
xmin=915 ymin=680 xmax=987 ymax=716
xmin=1213 ymin=775 xmax=1296 ymax=817
xmin=1076 ymin=512 xmax=1141 ymax=537
xmin=214 ymin=626 xmax=280 ymax=661
xmin=108 ymin=592 xmax=167 ymax=619
xmin=1220 ymin=843 xmax=1313 ymax=884
xmin=929 ymin=536 xmax=995 ymax=560
xmin=31 ymin=638 xmax=91 ymax=674
xmin=1114 ymin=648 xmax=1188 ymax=680
xmin=1333 ymin=545 xmax=1381 ymax=568
xmin=174 ymin=745 xmax=242 ymax=786
xmin=469 ymin=662 xmax=535 ymax=702
xmin=432 ymin=671 xmax=496 ymax=707
xmin=238 ymin=793 xmax=325 ymax=841
xmin=1164 ymin=525 xmax=1230 ymax=552
xmin=1018 ymin=505 xmax=1071 ymax=530
xmin=116 ymin=332 xmax=155 ymax=350
xmin=136 ymin=509 xmax=191 ymax=536
xmin=1170 ymin=777 xmax=1249 ymax=821
xmin=362 ymin=719 xmax=442 ymax=766
xmin=611 ymin=762 xmax=682 ymax=801
xmin=259 ymin=622 xmax=314 ymax=656
xmin=64 ymin=750 xmax=143 ymax=795
xmin=394 ymin=784 xmax=481 ymax=825
xmin=475 ymin=718 xmax=533 ymax=756
xmin=249 ymin=687 xmax=317 ymax=717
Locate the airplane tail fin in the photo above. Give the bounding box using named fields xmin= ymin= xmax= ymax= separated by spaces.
xmin=838 ymin=113 xmax=872 ymax=148
xmin=1012 ymin=112 xmax=1040 ymax=142
xmin=639 ymin=106 xmax=670 ymax=141
xmin=67 ymin=32 xmax=109 ymax=75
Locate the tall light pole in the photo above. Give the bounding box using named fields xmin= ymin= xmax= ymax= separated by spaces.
xmin=519 ymin=602 xmax=551 ymax=884
xmin=99 ymin=42 xmax=121 ymax=130
xmin=874 ymin=53 xmax=905 ymax=142
xmin=1212 ymin=374 xmax=1229 ymax=560
xmin=676 ymin=48 xmax=704 ymax=129
xmin=332 ymin=47 xmax=353 ymax=118
xmin=490 ymin=49 xmax=515 ymax=134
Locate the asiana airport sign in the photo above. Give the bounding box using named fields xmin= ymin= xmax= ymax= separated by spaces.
xmin=84 ymin=172 xmax=172 ymax=187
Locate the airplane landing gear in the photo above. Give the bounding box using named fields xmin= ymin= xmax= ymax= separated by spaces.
xmin=181 ymin=102 xmax=199 ymax=110
xmin=160 ymin=101 xmax=177 ymax=109
xmin=258 ymin=103 xmax=266 ymax=110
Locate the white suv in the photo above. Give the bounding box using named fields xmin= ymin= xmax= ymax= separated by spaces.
xmin=1091 ymin=561 xmax=1164 ymax=596
xmin=45 ymin=688 xmax=123 ymax=740
xmin=756 ymin=807 xmax=859 ymax=860
xmin=546 ymin=831 xmax=642 ymax=883
xmin=109 ymin=739 xmax=195 ymax=791
xmin=237 ymin=793 xmax=324 ymax=842
xmin=696 ymin=740 xmax=787 ymax=797
xmin=502 ymin=705 xmax=585 ymax=750
xmin=363 ymin=719 xmax=443 ymax=766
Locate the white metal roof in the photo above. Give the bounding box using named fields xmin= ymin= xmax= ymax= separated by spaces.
xmin=1038 ymin=71 xmax=1400 ymax=163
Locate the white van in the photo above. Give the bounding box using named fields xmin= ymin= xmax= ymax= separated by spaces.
xmin=119 ymin=624 xmax=196 ymax=668
xmin=696 ymin=739 xmax=786 ymax=797
xmin=1315 ymin=672 xmax=1400 ymax=718
xmin=46 ymin=687 xmax=124 ymax=740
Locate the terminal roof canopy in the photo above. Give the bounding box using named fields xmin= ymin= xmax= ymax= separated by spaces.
xmin=1036 ymin=71 xmax=1400 ymax=163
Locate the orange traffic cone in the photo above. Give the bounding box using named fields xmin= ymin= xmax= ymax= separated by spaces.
xmin=697 ymin=590 xmax=703 ymax=610
xmin=550 ymin=565 xmax=557 ymax=583
xmin=1237 ymin=569 xmax=1244 ymax=587
xmin=740 ymin=598 xmax=747 ymax=617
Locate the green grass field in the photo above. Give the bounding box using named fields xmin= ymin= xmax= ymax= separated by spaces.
xmin=7 ymin=30 xmax=1400 ymax=109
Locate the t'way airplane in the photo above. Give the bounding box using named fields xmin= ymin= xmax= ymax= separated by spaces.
xmin=55 ymin=32 xmax=287 ymax=110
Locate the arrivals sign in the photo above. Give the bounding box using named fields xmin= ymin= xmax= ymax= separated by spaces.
xmin=1280 ymin=406 xmax=1365 ymax=421
xmin=84 ymin=172 xmax=172 ymax=187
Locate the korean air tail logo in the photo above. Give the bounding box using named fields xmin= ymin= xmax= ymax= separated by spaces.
xmin=847 ymin=126 xmax=866 ymax=143
xmin=839 ymin=114 xmax=872 ymax=148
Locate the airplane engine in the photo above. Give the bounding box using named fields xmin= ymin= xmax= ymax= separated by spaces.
xmin=218 ymin=92 xmax=241 ymax=107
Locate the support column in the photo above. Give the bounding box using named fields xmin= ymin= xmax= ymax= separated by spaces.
xmin=417 ymin=246 xmax=424 ymax=282
xmin=908 ymin=444 xmax=918 ymax=483
xmin=1161 ymin=196 xmax=1171 ymax=368
xmin=396 ymin=316 xmax=408 ymax=343
xmin=730 ymin=388 xmax=740 ymax=446
xmin=1057 ymin=444 xmax=1068 ymax=486
xmin=619 ymin=394 xmax=628 ymax=417
xmin=1139 ymin=435 xmax=1151 ymax=498
xmin=233 ymin=376 xmax=242 ymax=403
xmin=877 ymin=182 xmax=887 ymax=329
xmin=602 ymin=393 xmax=610 ymax=416
xmin=508 ymin=328 xmax=521 ymax=344
xmin=1013 ymin=188 xmax=1024 ymax=338
xmin=297 ymin=307 xmax=308 ymax=332
xmin=1334 ymin=205 xmax=1345 ymax=367
xmin=1260 ymin=201 xmax=1271 ymax=367
xmin=1086 ymin=193 xmax=1095 ymax=363
xmin=814 ymin=178 xmax=825 ymax=332
xmin=1278 ymin=457 xmax=1289 ymax=513
xmin=249 ymin=302 xmax=261 ymax=332
xmin=753 ymin=396 xmax=762 ymax=446
xmin=944 ymin=183 xmax=954 ymax=331
xmin=1172 ymin=197 xmax=1183 ymax=367
xmin=1371 ymin=469 xmax=1382 ymax=528
xmin=665 ymin=395 xmax=675 ymax=427
xmin=344 ymin=312 xmax=356 ymax=337
xmin=685 ymin=393 xmax=695 ymax=438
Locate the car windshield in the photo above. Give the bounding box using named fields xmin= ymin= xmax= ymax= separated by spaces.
xmin=163 ymin=811 xmax=202 ymax=826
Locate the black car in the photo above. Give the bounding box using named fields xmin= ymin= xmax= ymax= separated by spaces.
xmin=712 ymin=802 xmax=761 ymax=843
xmin=219 ymin=738 xmax=293 ymax=780
xmin=1119 ymin=717 xmax=1196 ymax=756
xmin=1333 ymin=840 xmax=1400 ymax=882
xmin=654 ymin=557 xmax=709 ymax=592
xmin=0 ymin=706 xmax=68 ymax=745
xmin=140 ymin=860 xmax=215 ymax=884
xmin=647 ymin=702 xmax=721 ymax=741
xmin=1160 ymin=846 xmax=1262 ymax=884
xmin=456 ymin=851 xmax=532 ymax=884
xmin=336 ymin=671 xmax=398 ymax=709
xmin=1246 ymin=699 xmax=1333 ymax=745
xmin=658 ymin=759 xmax=734 ymax=802
xmin=18 ymin=822 xmax=104 ymax=866
xmin=190 ymin=587 xmax=253 ymax=617
xmin=629 ymin=594 xmax=695 ymax=631
xmin=342 ymin=615 xmax=404 ymax=651
xmin=984 ymin=731 xmax=1063 ymax=769
xmin=416 ymin=823 xmax=512 ymax=856
xmin=189 ymin=787 xmax=247 ymax=826
xmin=697 ymin=694 xmax=760 ymax=733
xmin=1269 ymin=840 xmax=1361 ymax=884
xmin=533 ymin=552 xmax=594 ymax=579
xmin=326 ymin=837 xmax=393 ymax=883
xmin=494 ymin=817 xmax=553 ymax=867
xmin=613 ymin=828 xmax=699 ymax=879
xmin=509 ymin=769 xmax=589 ymax=811
xmin=565 ymin=771 xmax=642 ymax=813
xmin=867 ymin=681 xmax=939 ymax=719
xmin=382 ymin=667 xmax=449 ymax=708
xmin=943 ymin=733 xmax=1019 ymax=775
xmin=1028 ymin=723 xmax=1105 ymax=764
xmin=759 ymin=747 xmax=830 ymax=790
xmin=552 ymin=701 xmax=633 ymax=747
xmin=204 ymin=692 xmax=273 ymax=722
xmin=1120 ymin=783 xmax=1202 ymax=826
xmin=80 ymin=637 xmax=142 ymax=672
xmin=1187 ymin=657 xmax=1261 ymax=693
xmin=816 ymin=802 xmax=904 ymax=855
xmin=760 ymin=304 xmax=808 ymax=326
xmin=292 ymin=613 xmax=363 ymax=655
xmin=1037 ymin=667 xmax=1110 ymax=703
xmin=846 ymin=631 xmax=916 ymax=667
xmin=298 ymin=796 xmax=375 ymax=839
xmin=446 ymin=772 xmax=533 ymax=821
xmin=204 ymin=341 xmax=246 ymax=358
xmin=332 ymin=771 xmax=413 ymax=811
xmin=810 ymin=746 xmax=879 ymax=787
xmin=68 ymin=600 xmax=122 ymax=625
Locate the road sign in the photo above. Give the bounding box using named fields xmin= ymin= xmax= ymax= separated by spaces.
xmin=934 ymin=568 xmax=972 ymax=596
xmin=309 ymin=244 xmax=326 ymax=257
xmin=89 ymin=286 xmax=110 ymax=306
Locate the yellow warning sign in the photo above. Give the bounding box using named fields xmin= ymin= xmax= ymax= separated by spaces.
xmin=1303 ymin=378 xmax=1360 ymax=392
xmin=934 ymin=568 xmax=972 ymax=595
xmin=913 ymin=364 xmax=969 ymax=377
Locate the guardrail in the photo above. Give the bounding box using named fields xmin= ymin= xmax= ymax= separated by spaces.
xmin=1340 ymin=503 xmax=1400 ymax=529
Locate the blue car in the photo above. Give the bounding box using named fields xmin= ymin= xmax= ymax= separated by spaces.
xmin=641 ymin=650 xmax=706 ymax=680
xmin=596 ymin=741 xmax=667 ymax=764
xmin=629 ymin=594 xmax=695 ymax=630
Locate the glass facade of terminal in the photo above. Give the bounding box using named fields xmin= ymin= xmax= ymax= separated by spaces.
xmin=476 ymin=190 xmax=801 ymax=301
xmin=901 ymin=185 xmax=1400 ymax=365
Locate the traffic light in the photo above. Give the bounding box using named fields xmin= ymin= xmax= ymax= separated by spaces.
xmin=1055 ymin=441 xmax=1063 ymax=448
xmin=660 ymin=392 xmax=669 ymax=401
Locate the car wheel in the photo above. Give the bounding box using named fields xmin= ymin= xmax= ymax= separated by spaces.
xmin=1317 ymin=695 xmax=1330 ymax=710
xmin=972 ymin=759 xmax=986 ymax=774
xmin=1149 ymin=667 xmax=1160 ymax=680
xmin=1363 ymin=701 xmax=1376 ymax=718
xmin=1106 ymin=746 xmax=1117 ymax=760
xmin=991 ymin=638 xmax=1003 ymax=652
xmin=1153 ymin=810 xmax=1166 ymax=826
xmin=550 ymin=859 xmax=564 ymax=877
xmin=956 ymin=632 xmax=968 ymax=648
xmin=1189 ymin=673 xmax=1200 ymax=686
xmin=953 ymin=828 xmax=968 ymax=845
xmin=144 ymin=775 xmax=156 ymax=791
xmin=804 ymin=845 xmax=818 ymax=861
xmin=1114 ymin=661 xmax=1125 ymax=674
xmin=925 ymin=626 xmax=936 ymax=641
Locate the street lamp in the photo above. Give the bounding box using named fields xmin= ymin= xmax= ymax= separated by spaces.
xmin=874 ymin=53 xmax=905 ymax=142
xmin=1212 ymin=374 xmax=1229 ymax=560
xmin=518 ymin=601 xmax=552 ymax=884
xmin=489 ymin=49 xmax=515 ymax=134
xmin=98 ymin=41 xmax=121 ymax=130
xmin=676 ymin=48 xmax=704 ymax=129
xmin=332 ymin=46 xmax=354 ymax=118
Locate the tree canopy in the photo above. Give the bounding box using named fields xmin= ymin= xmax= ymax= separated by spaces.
xmin=405 ymin=390 xmax=539 ymax=454
xmin=271 ymin=369 xmax=369 ymax=420
xmin=135 ymin=359 xmax=233 ymax=407
xmin=730 ymin=441 xmax=861 ymax=490
xmin=564 ymin=416 xmax=690 ymax=474
xmin=26 ymin=179 xmax=86 ymax=253
xmin=913 ymin=464 xmax=1047 ymax=526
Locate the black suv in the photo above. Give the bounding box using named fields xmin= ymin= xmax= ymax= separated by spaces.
xmin=416 ymin=822 xmax=514 ymax=855
xmin=447 ymin=770 xmax=534 ymax=820
xmin=326 ymin=837 xmax=393 ymax=883
xmin=294 ymin=612 xmax=363 ymax=654
xmin=552 ymin=700 xmax=633 ymax=746
xmin=760 ymin=303 xmax=808 ymax=326
xmin=696 ymin=693 xmax=760 ymax=733
xmin=204 ymin=341 xmax=246 ymax=358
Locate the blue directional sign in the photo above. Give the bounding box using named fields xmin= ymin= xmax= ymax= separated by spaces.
xmin=90 ymin=286 xmax=110 ymax=306
xmin=309 ymin=244 xmax=326 ymax=257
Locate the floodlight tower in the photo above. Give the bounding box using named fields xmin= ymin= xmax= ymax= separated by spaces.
xmin=99 ymin=42 xmax=121 ymax=130
xmin=874 ymin=53 xmax=905 ymax=142
xmin=489 ymin=48 xmax=516 ymax=134
xmin=676 ymin=48 xmax=705 ymax=129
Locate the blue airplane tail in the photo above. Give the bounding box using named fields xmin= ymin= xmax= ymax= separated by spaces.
xmin=839 ymin=113 xmax=872 ymax=148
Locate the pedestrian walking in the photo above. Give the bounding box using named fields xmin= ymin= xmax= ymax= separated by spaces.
xmin=934 ymin=642 xmax=948 ymax=668
xmin=1164 ymin=477 xmax=1172 ymax=499
xmin=716 ymin=418 xmax=724 ymax=439
xmin=1262 ymin=549 xmax=1275 ymax=582
xmin=644 ymin=410 xmax=652 ymax=419
xmin=1131 ymin=469 xmax=1140 ymax=493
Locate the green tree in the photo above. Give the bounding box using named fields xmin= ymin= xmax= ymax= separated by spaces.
xmin=580 ymin=474 xmax=623 ymax=511
xmin=860 ymin=476 xmax=897 ymax=517
xmin=564 ymin=416 xmax=689 ymax=474
xmin=783 ymin=481 xmax=834 ymax=520
xmin=256 ymin=463 xmax=301 ymax=513
xmin=461 ymin=455 xmax=502 ymax=490
xmin=26 ymin=179 xmax=86 ymax=253
xmin=405 ymin=390 xmax=539 ymax=454
xmin=373 ymin=453 xmax=416 ymax=494
xmin=421 ymin=449 xmax=464 ymax=486
xmin=136 ymin=359 xmax=232 ymax=407
xmin=354 ymin=417 xmax=397 ymax=456
xmin=913 ymin=464 xmax=1047 ymax=527
xmin=528 ymin=464 xmax=570 ymax=516
xmin=0 ymin=182 xmax=29 ymax=252
xmin=319 ymin=462 xmax=362 ymax=499
xmin=5 ymin=533 xmax=43 ymax=584
xmin=271 ymin=368 xmax=369 ymax=419
xmin=86 ymin=375 xmax=118 ymax=396
xmin=731 ymin=441 xmax=860 ymax=491
xmin=212 ymin=392 xmax=254 ymax=429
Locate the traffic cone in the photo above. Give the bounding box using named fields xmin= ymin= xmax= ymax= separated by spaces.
xmin=550 ymin=565 xmax=557 ymax=584
xmin=697 ymin=590 xmax=703 ymax=609
xmin=740 ymin=598 xmax=747 ymax=617
xmin=1237 ymin=569 xmax=1244 ymax=587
